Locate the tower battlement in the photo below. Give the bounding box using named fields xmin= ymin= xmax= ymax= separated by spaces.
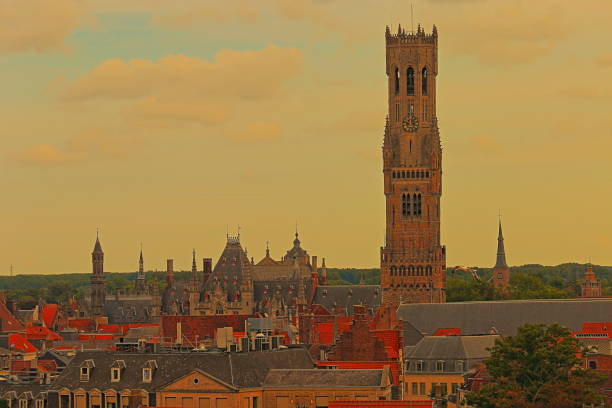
xmin=385 ymin=24 xmax=437 ymax=45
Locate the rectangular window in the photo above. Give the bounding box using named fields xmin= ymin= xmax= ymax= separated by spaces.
xmin=75 ymin=395 xmax=86 ymax=408
xmin=36 ymin=400 xmax=44 ymax=408
xmin=436 ymin=360 xmax=445 ymax=372
xmin=19 ymin=400 xmax=27 ymax=408
xmin=216 ymin=398 xmax=228 ymax=408
xmin=107 ymin=403 xmax=117 ymax=408
xmin=441 ymin=383 xmax=448 ymax=395
xmin=80 ymin=367 xmax=89 ymax=381
xmin=431 ymin=383 xmax=438 ymax=396
xmin=143 ymin=368 xmax=152 ymax=382
xmin=456 ymin=361 xmax=465 ymax=372
xmin=252 ymin=397 xmax=258 ymax=408
xmin=165 ymin=397 xmax=177 ymax=407
xmin=198 ymin=398 xmax=210 ymax=408
xmin=415 ymin=361 xmax=424 ymax=372
xmin=419 ymin=383 xmax=426 ymax=395
xmin=452 ymin=383 xmax=459 ymax=394
xmin=111 ymin=368 xmax=121 ymax=382
xmin=182 ymin=397 xmax=193 ymax=408
xmin=411 ymin=382 xmax=418 ymax=395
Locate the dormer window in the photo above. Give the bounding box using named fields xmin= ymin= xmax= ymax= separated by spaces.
xmin=111 ymin=367 xmax=121 ymax=382
xmin=143 ymin=360 xmax=157 ymax=383
xmin=36 ymin=400 xmax=44 ymax=408
xmin=111 ymin=360 xmax=126 ymax=382
xmin=19 ymin=400 xmax=27 ymax=408
xmin=80 ymin=367 xmax=90 ymax=381
xmin=436 ymin=360 xmax=445 ymax=372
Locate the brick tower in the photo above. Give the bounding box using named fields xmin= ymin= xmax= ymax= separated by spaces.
xmin=381 ymin=24 xmax=446 ymax=305
xmin=90 ymin=233 xmax=106 ymax=317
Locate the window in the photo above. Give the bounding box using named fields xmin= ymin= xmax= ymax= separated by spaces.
xmin=411 ymin=382 xmax=418 ymax=395
xmin=589 ymin=360 xmax=597 ymax=369
xmin=419 ymin=383 xmax=426 ymax=395
xmin=143 ymin=368 xmax=152 ymax=382
xmin=415 ymin=360 xmax=424 ymax=372
xmin=395 ymin=103 xmax=400 ymax=122
xmin=417 ymin=194 xmax=422 ymax=216
xmin=407 ymin=67 xmax=415 ymax=95
xmin=107 ymin=403 xmax=117 ymax=408
xmin=452 ymin=383 xmax=459 ymax=394
xmin=36 ymin=400 xmax=44 ymax=408
xmin=19 ymin=400 xmax=27 ymax=408
xmin=111 ymin=367 xmax=121 ymax=382
xmin=402 ymin=194 xmax=410 ymax=217
xmin=422 ymin=67 xmax=428 ymax=95
xmin=440 ymin=383 xmax=448 ymax=395
xmin=80 ymin=367 xmax=89 ymax=381
xmin=412 ymin=193 xmax=418 ymax=216
xmin=394 ymin=68 xmax=400 ymax=95
xmin=436 ymin=360 xmax=445 ymax=372
xmin=215 ymin=304 xmax=224 ymax=315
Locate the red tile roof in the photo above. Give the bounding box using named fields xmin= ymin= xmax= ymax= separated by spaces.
xmin=8 ymin=333 xmax=38 ymax=353
xmin=26 ymin=325 xmax=62 ymax=341
xmin=0 ymin=302 xmax=24 ymax=332
xmin=433 ymin=328 xmax=461 ymax=336
xmin=41 ymin=304 xmax=59 ymax=328
xmin=37 ymin=359 xmax=58 ymax=373
xmin=67 ymin=319 xmax=94 ymax=332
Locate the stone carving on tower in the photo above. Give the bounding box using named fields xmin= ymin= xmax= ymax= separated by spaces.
xmin=380 ymin=24 xmax=446 ymax=305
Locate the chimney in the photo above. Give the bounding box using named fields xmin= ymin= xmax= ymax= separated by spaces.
xmin=166 ymin=259 xmax=174 ymax=273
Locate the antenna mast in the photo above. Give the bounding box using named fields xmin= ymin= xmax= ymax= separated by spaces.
xmin=411 ymin=2 xmax=414 ymax=34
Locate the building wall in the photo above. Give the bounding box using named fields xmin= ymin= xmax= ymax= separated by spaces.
xmin=401 ymin=373 xmax=463 ymax=405
xmin=262 ymin=387 xmax=390 ymax=408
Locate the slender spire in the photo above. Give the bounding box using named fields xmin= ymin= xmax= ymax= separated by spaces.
xmin=93 ymin=231 xmax=103 ymax=254
xmin=192 ymin=248 xmax=197 ymax=274
xmin=495 ymin=220 xmax=508 ymax=269
xmin=266 ymin=241 xmax=270 ymax=257
xmin=138 ymin=244 xmax=144 ymax=276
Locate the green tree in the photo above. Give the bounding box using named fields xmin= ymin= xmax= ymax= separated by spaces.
xmin=467 ymin=324 xmax=606 ymax=408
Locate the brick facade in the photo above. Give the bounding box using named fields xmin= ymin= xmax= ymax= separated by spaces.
xmin=381 ymin=25 xmax=446 ymax=306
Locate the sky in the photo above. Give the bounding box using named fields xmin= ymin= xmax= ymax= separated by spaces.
xmin=1 ymin=0 xmax=611 ymax=274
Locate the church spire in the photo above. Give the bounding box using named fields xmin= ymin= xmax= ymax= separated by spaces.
xmin=495 ymin=220 xmax=508 ymax=269
xmin=138 ymin=245 xmax=144 ymax=276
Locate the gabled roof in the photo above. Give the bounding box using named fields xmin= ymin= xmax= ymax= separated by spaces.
xmin=42 ymin=304 xmax=59 ymax=328
xmin=405 ymin=335 xmax=499 ymax=360
xmin=312 ymin=285 xmax=381 ymax=315
xmin=8 ymin=333 xmax=37 ymax=353
xmin=0 ymin=302 xmax=25 ymax=332
xmin=50 ymin=348 xmax=314 ymax=391
xmin=26 ymin=325 xmax=62 ymax=341
xmin=397 ymin=298 xmax=612 ymax=337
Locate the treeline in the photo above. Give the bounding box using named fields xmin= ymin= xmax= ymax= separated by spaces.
xmin=0 ymin=264 xmax=609 ymax=309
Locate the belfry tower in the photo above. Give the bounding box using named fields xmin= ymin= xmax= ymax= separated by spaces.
xmin=380 ymin=24 xmax=446 ymax=305
xmin=90 ymin=233 xmax=106 ymax=317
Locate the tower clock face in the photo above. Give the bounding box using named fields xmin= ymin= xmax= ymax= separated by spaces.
xmin=402 ymin=115 xmax=419 ymax=133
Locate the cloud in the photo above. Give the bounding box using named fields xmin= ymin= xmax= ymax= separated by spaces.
xmin=595 ymin=52 xmax=612 ymax=67
xmin=472 ymin=135 xmax=500 ymax=153
xmin=225 ymin=122 xmax=283 ymax=143
xmin=151 ymin=3 xmax=258 ymax=27
xmin=62 ymin=46 xmax=303 ymax=102
xmin=124 ymin=98 xmax=233 ymax=128
xmin=0 ymin=0 xmax=84 ymax=54
xmin=13 ymin=130 xmax=139 ymax=166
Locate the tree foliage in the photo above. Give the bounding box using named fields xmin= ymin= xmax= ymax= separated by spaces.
xmin=467 ymin=324 xmax=606 ymax=408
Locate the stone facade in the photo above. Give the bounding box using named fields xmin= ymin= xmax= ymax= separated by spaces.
xmin=381 ymin=24 xmax=446 ymax=306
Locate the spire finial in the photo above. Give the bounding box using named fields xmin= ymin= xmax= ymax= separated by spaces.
xmin=266 ymin=241 xmax=270 ymax=257
xmin=96 ymin=228 xmax=99 ymax=239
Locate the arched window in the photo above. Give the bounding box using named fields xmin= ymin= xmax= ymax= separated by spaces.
xmin=407 ymin=67 xmax=415 ymax=95
xmin=402 ymin=194 xmax=410 ymax=217
xmin=417 ymin=194 xmax=422 ymax=216
xmin=422 ymin=67 xmax=428 ymax=95
xmin=391 ymin=266 xmax=396 ymax=276
xmin=394 ymin=68 xmax=400 ymax=95
xmin=412 ymin=193 xmax=418 ymax=216
xmin=400 ymin=265 xmax=405 ymax=276
xmin=409 ymin=266 xmax=414 ymax=276
xmin=402 ymin=170 xmax=406 ymax=178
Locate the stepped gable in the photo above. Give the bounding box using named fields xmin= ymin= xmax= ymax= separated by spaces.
xmin=312 ymin=285 xmax=381 ymax=315
xmin=397 ymin=298 xmax=612 ymax=339
xmin=327 ymin=306 xmax=388 ymax=361
xmin=201 ymin=237 xmax=251 ymax=302
xmin=50 ymin=348 xmax=314 ymax=391
xmin=263 ymin=368 xmax=384 ymax=387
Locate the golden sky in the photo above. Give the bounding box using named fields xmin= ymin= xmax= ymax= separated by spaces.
xmin=1 ymin=0 xmax=611 ymax=274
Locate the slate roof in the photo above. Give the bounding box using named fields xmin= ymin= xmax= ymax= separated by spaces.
xmin=312 ymin=285 xmax=381 ymax=315
xmin=201 ymin=239 xmax=251 ymax=302
xmin=397 ymin=298 xmax=612 ymax=337
xmin=263 ymin=369 xmax=384 ymax=387
xmin=50 ymin=348 xmax=314 ymax=391
xmin=405 ymin=335 xmax=499 ymax=360
xmin=103 ymin=297 xmax=157 ymax=324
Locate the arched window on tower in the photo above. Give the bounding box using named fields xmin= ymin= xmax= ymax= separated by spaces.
xmin=422 ymin=67 xmax=428 ymax=95
xmin=417 ymin=194 xmax=422 ymax=216
xmin=394 ymin=68 xmax=400 ymax=95
xmin=400 ymin=265 xmax=406 ymax=276
xmin=407 ymin=67 xmax=415 ymax=95
xmin=402 ymin=194 xmax=410 ymax=217
xmin=412 ymin=193 xmax=418 ymax=216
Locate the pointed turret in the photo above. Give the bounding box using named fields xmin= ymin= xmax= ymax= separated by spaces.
xmin=90 ymin=231 xmax=106 ymax=317
xmin=494 ymin=221 xmax=508 ymax=269
xmin=135 ymin=245 xmax=146 ymax=295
